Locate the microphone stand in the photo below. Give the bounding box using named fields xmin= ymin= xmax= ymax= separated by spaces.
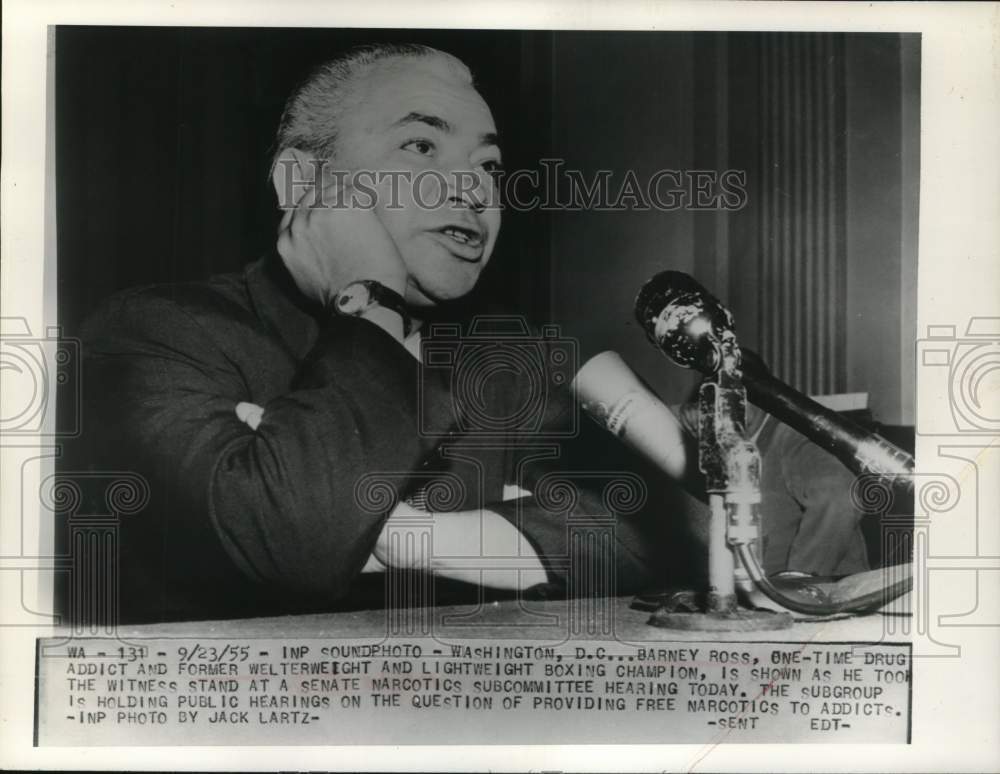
xmin=645 ymin=331 xmax=792 ymax=631
xmin=633 ymin=270 xmax=913 ymax=625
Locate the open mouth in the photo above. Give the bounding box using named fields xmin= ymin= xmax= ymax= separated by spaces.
xmin=437 ymin=224 xmax=484 ymax=249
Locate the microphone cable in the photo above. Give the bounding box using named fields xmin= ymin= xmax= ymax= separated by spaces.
xmin=735 ymin=543 xmax=913 ymax=617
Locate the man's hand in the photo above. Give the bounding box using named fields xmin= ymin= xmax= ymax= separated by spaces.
xmin=276 ymin=174 xmax=408 ymax=307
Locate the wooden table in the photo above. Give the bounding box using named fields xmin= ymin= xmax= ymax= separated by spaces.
xmin=113 ymin=594 xmax=912 ymax=643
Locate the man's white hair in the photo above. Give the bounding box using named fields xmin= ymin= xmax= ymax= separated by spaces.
xmin=271 ymin=43 xmax=473 ymax=173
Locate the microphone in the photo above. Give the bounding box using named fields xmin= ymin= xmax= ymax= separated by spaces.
xmin=634 ymin=270 xmax=915 ymax=488
xmin=571 ymin=351 xmax=688 ymax=479
xmin=634 ymin=270 xmax=737 ymax=375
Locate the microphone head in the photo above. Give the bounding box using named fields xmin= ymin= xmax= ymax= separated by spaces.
xmin=634 ymin=270 xmax=737 ymax=375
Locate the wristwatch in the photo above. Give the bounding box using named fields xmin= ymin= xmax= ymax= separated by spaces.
xmin=332 ymin=280 xmax=412 ymax=337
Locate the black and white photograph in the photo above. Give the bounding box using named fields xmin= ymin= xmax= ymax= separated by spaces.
xmin=1 ymin=1 xmax=998 ymax=771
xmin=51 ymin=26 xmax=919 ymax=624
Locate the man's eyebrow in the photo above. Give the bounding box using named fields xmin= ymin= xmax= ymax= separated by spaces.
xmin=392 ymin=112 xmax=453 ymax=133
xmin=391 ymin=112 xmax=501 ymax=148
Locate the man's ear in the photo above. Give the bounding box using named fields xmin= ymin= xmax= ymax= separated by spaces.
xmin=271 ymin=147 xmax=320 ymax=209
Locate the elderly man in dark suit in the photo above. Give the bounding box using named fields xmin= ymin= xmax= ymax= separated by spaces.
xmin=76 ymin=43 xmax=868 ymax=623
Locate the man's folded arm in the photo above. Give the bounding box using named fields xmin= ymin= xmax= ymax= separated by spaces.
xmin=81 ymin=291 xmax=453 ymax=600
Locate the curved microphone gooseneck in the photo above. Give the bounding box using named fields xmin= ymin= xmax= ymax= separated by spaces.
xmin=634 ymin=270 xmax=913 ymax=616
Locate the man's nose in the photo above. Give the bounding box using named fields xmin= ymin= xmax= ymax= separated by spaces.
xmin=447 ymin=193 xmax=485 ymax=213
xmin=445 ymin=168 xmax=491 ymax=213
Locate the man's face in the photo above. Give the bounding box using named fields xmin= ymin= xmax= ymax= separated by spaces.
xmin=331 ymin=56 xmax=502 ymax=307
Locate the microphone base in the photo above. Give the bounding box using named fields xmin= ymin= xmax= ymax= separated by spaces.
xmin=633 ymin=590 xmax=793 ymax=631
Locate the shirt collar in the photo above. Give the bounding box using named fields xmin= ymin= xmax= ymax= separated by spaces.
xmin=244 ymin=251 xmax=464 ymax=363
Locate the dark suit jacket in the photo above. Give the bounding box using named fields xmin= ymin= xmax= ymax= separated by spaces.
xmin=68 ymin=255 xmax=867 ymax=623
xmin=71 ymin=255 xmax=704 ymax=622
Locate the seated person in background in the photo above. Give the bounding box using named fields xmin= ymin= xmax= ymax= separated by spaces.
xmin=71 ymin=43 xmax=868 ymax=623
xmin=670 ymin=402 xmax=870 ymax=578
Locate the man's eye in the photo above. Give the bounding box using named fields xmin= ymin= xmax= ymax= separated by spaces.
xmin=402 ymin=139 xmax=435 ymax=156
xmin=480 ymin=160 xmax=504 ymax=178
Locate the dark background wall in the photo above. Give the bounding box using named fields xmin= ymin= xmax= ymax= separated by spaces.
xmin=547 ymin=32 xmax=919 ymax=422
xmin=56 ymin=28 xmax=918 ymax=423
